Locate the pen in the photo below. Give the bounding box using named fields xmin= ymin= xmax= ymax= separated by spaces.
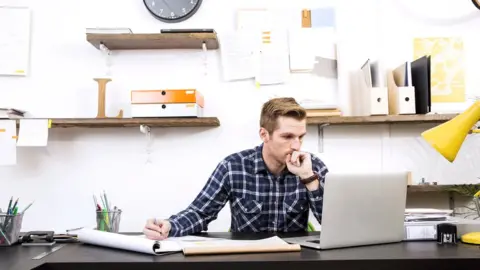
xmin=10 ymin=198 xmax=18 ymax=214
xmin=103 ymin=191 xmax=111 ymax=222
xmin=93 ymin=195 xmax=98 ymax=210
xmin=20 ymin=201 xmax=34 ymax=214
xmin=6 ymin=197 xmax=12 ymax=215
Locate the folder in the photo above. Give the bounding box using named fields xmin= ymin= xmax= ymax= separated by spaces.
xmin=410 ymin=55 xmax=431 ymax=114
xmin=356 ymin=59 xmax=389 ymax=116
xmin=387 ymin=61 xmax=416 ymax=115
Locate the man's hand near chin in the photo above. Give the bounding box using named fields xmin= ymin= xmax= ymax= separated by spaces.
xmin=285 ymin=151 xmax=319 ymax=191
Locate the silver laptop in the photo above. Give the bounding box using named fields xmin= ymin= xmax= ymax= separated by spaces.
xmin=284 ymin=171 xmax=408 ymax=250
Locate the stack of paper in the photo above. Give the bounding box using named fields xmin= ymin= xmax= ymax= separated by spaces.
xmin=405 ymin=208 xmax=453 ymax=222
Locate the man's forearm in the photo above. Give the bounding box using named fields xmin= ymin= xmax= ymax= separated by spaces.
xmin=307 ymin=180 xmax=324 ymax=223
xmin=168 ymin=208 xmax=207 ymax=237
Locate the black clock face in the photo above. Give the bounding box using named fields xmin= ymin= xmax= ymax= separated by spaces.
xmin=143 ymin=0 xmax=203 ymax=23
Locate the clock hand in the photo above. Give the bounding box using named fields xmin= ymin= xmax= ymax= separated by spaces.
xmin=161 ymin=0 xmax=174 ymax=14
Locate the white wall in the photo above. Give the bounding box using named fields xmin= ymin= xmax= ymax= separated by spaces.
xmin=1 ymin=0 xmax=480 ymax=233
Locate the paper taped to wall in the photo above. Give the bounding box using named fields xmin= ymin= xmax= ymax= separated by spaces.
xmin=0 ymin=6 xmax=31 ymax=76
xmin=0 ymin=120 xmax=17 ymax=165
xmin=17 ymin=119 xmax=49 ymax=147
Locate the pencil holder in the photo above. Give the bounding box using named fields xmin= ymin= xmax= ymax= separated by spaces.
xmin=0 ymin=212 xmax=23 ymax=246
xmin=96 ymin=209 xmax=121 ymax=233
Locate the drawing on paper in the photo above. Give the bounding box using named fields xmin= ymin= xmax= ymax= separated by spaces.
xmin=413 ymin=37 xmax=465 ymax=103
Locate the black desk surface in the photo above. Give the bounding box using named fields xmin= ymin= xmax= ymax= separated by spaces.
xmin=1 ymin=232 xmax=479 ymax=270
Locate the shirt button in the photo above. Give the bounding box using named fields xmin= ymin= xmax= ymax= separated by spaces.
xmin=274 ymin=201 xmax=278 ymax=205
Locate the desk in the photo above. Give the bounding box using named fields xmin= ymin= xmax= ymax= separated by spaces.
xmin=1 ymin=232 xmax=479 ymax=270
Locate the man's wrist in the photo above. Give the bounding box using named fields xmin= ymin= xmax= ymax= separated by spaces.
xmin=299 ymin=171 xmax=315 ymax=180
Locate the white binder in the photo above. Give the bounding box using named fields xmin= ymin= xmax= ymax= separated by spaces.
xmin=387 ymin=62 xmax=416 ymax=115
xmin=353 ymin=59 xmax=389 ymax=116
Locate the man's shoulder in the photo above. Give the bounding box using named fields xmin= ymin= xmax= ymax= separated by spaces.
xmin=221 ymin=146 xmax=258 ymax=165
xmin=309 ymin=152 xmax=325 ymax=165
xmin=308 ymin=152 xmax=329 ymax=175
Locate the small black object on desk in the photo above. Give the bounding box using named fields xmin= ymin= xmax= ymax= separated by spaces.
xmin=20 ymin=231 xmax=55 ymax=245
xmin=437 ymin=223 xmax=457 ymax=245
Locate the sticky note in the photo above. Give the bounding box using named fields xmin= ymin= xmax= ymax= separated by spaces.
xmin=48 ymin=119 xmax=52 ymax=128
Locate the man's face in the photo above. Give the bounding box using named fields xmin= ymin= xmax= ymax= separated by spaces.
xmin=262 ymin=116 xmax=307 ymax=164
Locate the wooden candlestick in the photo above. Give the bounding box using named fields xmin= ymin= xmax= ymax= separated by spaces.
xmin=94 ymin=78 xmax=123 ymax=118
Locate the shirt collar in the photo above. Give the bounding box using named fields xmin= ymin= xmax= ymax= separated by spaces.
xmin=253 ymin=144 xmax=268 ymax=174
xmin=253 ymin=144 xmax=294 ymax=177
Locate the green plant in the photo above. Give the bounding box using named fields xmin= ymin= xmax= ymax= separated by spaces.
xmin=444 ymin=184 xmax=480 ymax=197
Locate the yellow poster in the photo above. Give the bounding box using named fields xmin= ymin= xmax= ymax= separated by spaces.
xmin=413 ymin=37 xmax=465 ymax=103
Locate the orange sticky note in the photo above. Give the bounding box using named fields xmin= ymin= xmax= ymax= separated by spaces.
xmin=0 ymin=129 xmax=5 ymax=132
xmin=302 ymin=9 xmax=312 ymax=28
xmin=12 ymin=136 xmax=18 ymax=139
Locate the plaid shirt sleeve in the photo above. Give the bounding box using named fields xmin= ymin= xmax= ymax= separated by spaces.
xmin=307 ymin=155 xmax=329 ymax=224
xmin=167 ymin=161 xmax=231 ymax=237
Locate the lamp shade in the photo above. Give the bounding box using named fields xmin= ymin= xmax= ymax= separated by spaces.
xmin=421 ymin=102 xmax=480 ymax=162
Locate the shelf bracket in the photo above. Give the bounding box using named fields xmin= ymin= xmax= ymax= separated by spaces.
xmin=140 ymin=124 xmax=153 ymax=164
xmin=317 ymin=123 xmax=329 ymax=153
xmin=99 ymin=43 xmax=112 ymax=77
xmin=202 ymin=41 xmax=208 ymax=77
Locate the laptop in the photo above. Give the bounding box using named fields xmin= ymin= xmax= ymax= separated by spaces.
xmin=283 ymin=171 xmax=408 ymax=250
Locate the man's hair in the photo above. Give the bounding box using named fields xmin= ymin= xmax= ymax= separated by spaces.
xmin=260 ymin=97 xmax=307 ymax=134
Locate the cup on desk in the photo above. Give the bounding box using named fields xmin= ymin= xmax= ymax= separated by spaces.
xmin=0 ymin=212 xmax=24 ymax=246
xmin=96 ymin=209 xmax=121 ymax=233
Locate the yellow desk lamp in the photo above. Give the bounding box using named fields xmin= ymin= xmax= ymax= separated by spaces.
xmin=421 ymin=101 xmax=480 ymax=245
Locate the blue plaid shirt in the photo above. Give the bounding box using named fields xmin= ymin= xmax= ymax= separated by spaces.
xmin=168 ymin=144 xmax=328 ymax=237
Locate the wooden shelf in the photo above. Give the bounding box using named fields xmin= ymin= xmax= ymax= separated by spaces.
xmin=407 ymin=184 xmax=480 ymax=193
xmin=307 ymin=114 xmax=458 ymax=126
xmin=16 ymin=117 xmax=220 ymax=128
xmin=86 ymin=32 xmax=219 ymax=50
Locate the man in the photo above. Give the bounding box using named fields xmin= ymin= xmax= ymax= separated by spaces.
xmin=143 ymin=97 xmax=328 ymax=240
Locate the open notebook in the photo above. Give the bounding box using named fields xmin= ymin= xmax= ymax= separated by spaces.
xmin=76 ymin=228 xmax=300 ymax=256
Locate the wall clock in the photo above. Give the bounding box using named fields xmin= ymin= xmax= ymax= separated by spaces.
xmin=473 ymin=0 xmax=480 ymax=10
xmin=391 ymin=0 xmax=480 ymax=25
xmin=143 ymin=0 xmax=203 ymax=23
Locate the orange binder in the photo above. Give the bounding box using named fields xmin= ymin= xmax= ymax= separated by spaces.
xmin=131 ymin=89 xmax=204 ymax=107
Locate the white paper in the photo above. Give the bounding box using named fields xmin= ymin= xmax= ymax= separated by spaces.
xmin=163 ymin=235 xmax=287 ymax=249
xmin=219 ymin=32 xmax=258 ymax=81
xmin=77 ymin=228 xmax=182 ymax=255
xmin=255 ymin=50 xmax=289 ymax=85
xmin=405 ymin=225 xmax=436 ymax=240
xmin=288 ymin=29 xmax=315 ymax=72
xmin=0 ymin=120 xmax=17 ymax=165
xmin=17 ymin=119 xmax=49 ymax=147
xmin=236 ymin=9 xmax=273 ymax=31
xmin=405 ymin=208 xmax=453 ymax=215
xmin=182 ymin=236 xmax=287 ymax=248
xmin=79 ymin=229 xmax=290 ymax=256
xmin=255 ymin=30 xmax=289 ymax=85
xmin=0 ymin=6 xmax=31 ymax=76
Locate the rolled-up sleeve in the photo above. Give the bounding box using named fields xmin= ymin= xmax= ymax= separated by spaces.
xmin=307 ymin=156 xmax=328 ymax=223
